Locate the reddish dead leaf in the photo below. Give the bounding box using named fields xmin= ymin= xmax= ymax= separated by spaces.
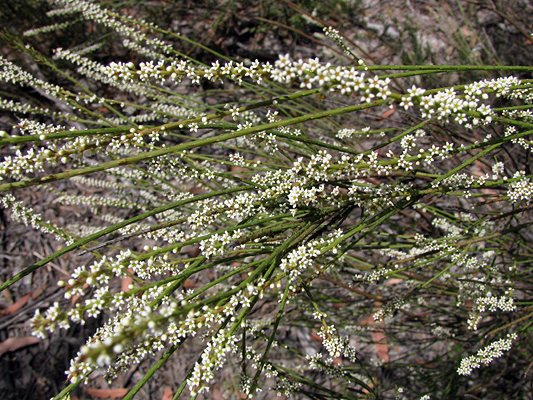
xmin=121 ymin=269 xmax=134 ymax=292
xmin=365 ymin=176 xmax=383 ymax=186
xmin=71 ymin=294 xmax=82 ymax=306
xmin=0 ymin=336 xmax=40 ymax=357
xmin=121 ymin=276 xmax=133 ymax=292
xmin=360 ymin=303 xmax=389 ymax=362
xmin=370 ymin=330 xmax=389 ymax=363
xmin=333 ymin=302 xmax=346 ymax=308
xmin=380 ymin=107 xmax=395 ymax=119
xmin=413 ymin=358 xmax=439 ymax=368
xmin=32 ymin=288 xmax=44 ymax=299
xmin=212 ymin=388 xmax=225 ymax=400
xmin=310 ymin=330 xmax=322 ymax=342
xmin=385 ymin=278 xmax=403 ymax=286
xmin=473 ymin=159 xmax=491 ymax=176
xmin=86 ymin=388 xmax=129 ymax=398
xmin=0 ymin=294 xmax=30 ymax=315
xmin=71 ymin=283 xmax=89 ymax=306
xmin=230 ymin=166 xmax=246 ymax=172
xmin=0 ymin=288 xmax=43 ymax=315
xmin=161 ymin=386 xmax=173 ymax=400
xmin=183 ymin=280 xmax=196 ymax=288
xmin=460 ymin=27 xmax=478 ymax=46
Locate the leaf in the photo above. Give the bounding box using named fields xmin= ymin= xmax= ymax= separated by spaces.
xmin=161 ymin=386 xmax=173 ymax=400
xmin=71 ymin=283 xmax=88 ymax=306
xmin=86 ymin=388 xmax=129 ymax=398
xmin=333 ymin=356 xmax=343 ymax=365
xmin=370 ymin=330 xmax=389 ymax=363
xmin=413 ymin=357 xmax=439 ymax=368
xmin=212 ymin=388 xmax=225 ymax=400
xmin=0 ymin=336 xmax=40 ymax=356
xmin=0 ymin=288 xmax=43 ymax=315
xmin=380 ymin=107 xmax=395 ymax=119
xmin=0 ymin=294 xmax=30 ymax=315
xmin=385 ymin=278 xmax=403 ymax=286
xmin=310 ymin=330 xmax=322 ymax=342
xmin=360 ymin=305 xmax=390 ymax=363
xmin=236 ymin=391 xmax=248 ymax=399
xmin=121 ymin=269 xmax=134 ymax=292
xmin=183 ymin=279 xmax=196 ymax=288
xmin=121 ymin=275 xmax=132 ymax=292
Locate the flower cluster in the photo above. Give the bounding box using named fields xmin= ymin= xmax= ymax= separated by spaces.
xmin=457 ymin=333 xmax=518 ymax=375
xmin=507 ymin=171 xmax=533 ymax=204
xmin=0 ymin=194 xmax=73 ymax=245
xmin=316 ymin=324 xmax=358 ymax=361
xmin=0 ymin=56 xmax=64 ymax=98
xmin=188 ymin=331 xmax=239 ymax=395
xmin=199 ymin=229 xmax=245 ymax=258
xmin=467 ymin=295 xmax=516 ymax=330
xmin=280 ymin=231 xmax=340 ymax=288
xmin=49 ymin=0 xmax=172 ymax=58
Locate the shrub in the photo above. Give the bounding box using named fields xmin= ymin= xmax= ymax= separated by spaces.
xmin=1 ymin=1 xmax=533 ymax=399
